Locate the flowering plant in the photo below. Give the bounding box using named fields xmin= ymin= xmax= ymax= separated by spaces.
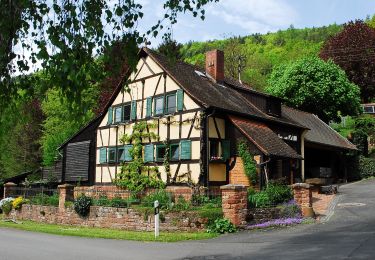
xmin=12 ymin=196 xmax=29 ymax=210
xmin=247 ymin=217 xmax=303 ymax=229
xmin=0 ymin=197 xmax=14 ymax=215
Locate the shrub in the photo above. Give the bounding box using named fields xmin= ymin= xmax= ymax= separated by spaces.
xmin=110 ymin=197 xmax=129 ymax=208
xmin=266 ymin=181 xmax=293 ymax=205
xmin=74 ymin=195 xmax=92 ymax=217
xmin=46 ymin=194 xmax=59 ymax=206
xmin=12 ymin=197 xmax=29 ymax=210
xmin=359 ymin=156 xmax=375 ymax=179
xmin=0 ymin=198 xmax=14 ymax=215
xmin=198 ymin=208 xmax=223 ymax=225
xmin=93 ymin=195 xmax=111 ymax=206
xmin=64 ymin=201 xmax=74 ymax=208
xmin=30 ymin=193 xmax=59 ymax=206
xmin=173 ymin=196 xmax=191 ymax=211
xmin=141 ymin=190 xmax=172 ymax=209
xmin=207 ymin=218 xmax=236 ymax=234
xmin=250 ymin=191 xmax=271 ymax=208
xmin=279 ymin=200 xmax=302 ymax=218
xmin=248 ymin=182 xmax=293 ymax=208
xmin=192 ymin=194 xmax=209 ymax=206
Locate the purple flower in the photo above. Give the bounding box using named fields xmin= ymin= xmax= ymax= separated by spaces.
xmin=247 ymin=217 xmax=303 ymax=229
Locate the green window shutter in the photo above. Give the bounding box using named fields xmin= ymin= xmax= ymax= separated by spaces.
xmin=176 ymin=89 xmax=184 ymax=111
xmin=131 ymin=100 xmax=137 ymax=120
xmin=146 ymin=97 xmax=152 ymax=117
xmin=222 ymin=140 xmax=230 ymax=160
xmin=99 ymin=148 xmax=107 ymax=164
xmin=144 ymin=144 xmax=154 ymax=162
xmin=124 ymin=145 xmax=133 ymax=161
xmin=180 ymin=140 xmax=192 ymax=160
xmin=107 ymin=107 xmax=113 ymax=125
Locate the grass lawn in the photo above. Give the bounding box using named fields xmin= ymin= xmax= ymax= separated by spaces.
xmin=0 ymin=218 xmax=217 ymax=242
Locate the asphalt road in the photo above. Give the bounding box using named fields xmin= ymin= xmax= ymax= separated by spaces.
xmin=1 ymin=178 xmax=375 ymax=260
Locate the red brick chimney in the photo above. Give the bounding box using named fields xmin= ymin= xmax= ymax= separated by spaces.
xmin=205 ymin=49 xmax=224 ymax=83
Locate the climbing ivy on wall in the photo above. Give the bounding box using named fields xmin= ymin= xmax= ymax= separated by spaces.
xmin=114 ymin=122 xmax=165 ymax=193
xmin=237 ymin=140 xmax=257 ymax=185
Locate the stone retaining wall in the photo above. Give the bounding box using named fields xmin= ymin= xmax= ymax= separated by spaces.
xmin=8 ymin=204 xmax=207 ymax=232
xmin=247 ymin=207 xmax=282 ymax=224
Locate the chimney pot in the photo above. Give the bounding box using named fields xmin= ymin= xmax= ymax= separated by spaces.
xmin=205 ymin=50 xmax=224 ymax=83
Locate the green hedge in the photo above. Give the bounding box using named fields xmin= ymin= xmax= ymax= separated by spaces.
xmin=359 ymin=156 xmax=375 ymax=179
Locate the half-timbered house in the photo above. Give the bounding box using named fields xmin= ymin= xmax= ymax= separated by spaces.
xmin=57 ymin=48 xmax=357 ymax=190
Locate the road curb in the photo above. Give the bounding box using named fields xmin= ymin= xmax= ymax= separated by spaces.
xmin=319 ymin=193 xmax=343 ymax=223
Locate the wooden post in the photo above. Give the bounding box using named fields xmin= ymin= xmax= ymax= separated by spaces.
xmin=3 ymin=182 xmax=17 ymax=198
xmin=221 ymin=184 xmax=248 ymax=227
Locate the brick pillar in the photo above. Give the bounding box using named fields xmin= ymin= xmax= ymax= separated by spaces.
xmin=220 ymin=184 xmax=248 ymax=227
xmin=292 ymin=183 xmax=314 ymax=217
xmin=58 ymin=184 xmax=74 ymax=211
xmin=3 ymin=182 xmax=17 ymax=198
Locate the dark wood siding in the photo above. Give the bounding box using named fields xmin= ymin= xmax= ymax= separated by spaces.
xmin=42 ymin=160 xmax=62 ymax=182
xmin=65 ymin=141 xmax=91 ymax=182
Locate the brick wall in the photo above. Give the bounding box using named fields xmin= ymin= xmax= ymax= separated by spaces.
xmin=9 ymin=204 xmax=208 ymax=232
xmin=221 ymin=184 xmax=248 ymax=227
xmin=229 ymin=158 xmax=251 ymax=187
xmin=74 ymin=185 xmax=193 ymax=201
xmin=292 ymin=183 xmax=314 ymax=217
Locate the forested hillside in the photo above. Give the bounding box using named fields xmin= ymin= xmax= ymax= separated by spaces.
xmin=1 ymin=18 xmax=374 ymax=181
xmin=181 ymin=24 xmax=342 ymax=90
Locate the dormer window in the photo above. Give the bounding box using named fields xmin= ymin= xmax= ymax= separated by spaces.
xmin=266 ymin=97 xmax=281 ymax=117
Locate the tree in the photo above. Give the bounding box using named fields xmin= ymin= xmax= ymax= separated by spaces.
xmin=0 ymin=0 xmax=218 ymax=108
xmin=320 ymin=20 xmax=375 ymax=102
xmin=0 ymin=99 xmax=43 ymax=179
xmin=266 ymin=57 xmax=361 ymax=122
xmin=156 ymin=37 xmax=183 ymax=62
xmin=41 ymin=87 xmax=98 ymax=166
xmin=224 ymin=37 xmax=247 ymax=82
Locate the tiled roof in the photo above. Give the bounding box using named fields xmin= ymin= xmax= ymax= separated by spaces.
xmin=282 ymin=106 xmax=357 ymax=150
xmin=143 ymin=48 xmax=305 ymax=129
xmin=229 ymin=116 xmax=303 ymax=159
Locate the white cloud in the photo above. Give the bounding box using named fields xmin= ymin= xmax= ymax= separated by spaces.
xmin=208 ymin=0 xmax=297 ymax=33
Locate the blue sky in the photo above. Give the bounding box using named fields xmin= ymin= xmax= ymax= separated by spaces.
xmin=137 ymin=0 xmax=375 ymax=45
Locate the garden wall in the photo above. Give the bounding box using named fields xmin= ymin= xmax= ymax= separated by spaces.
xmin=8 ymin=204 xmax=208 ymax=232
xmin=247 ymin=208 xmax=282 ymax=224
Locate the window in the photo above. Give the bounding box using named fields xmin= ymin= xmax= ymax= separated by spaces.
xmin=117 ymin=147 xmax=125 ymax=162
xmin=108 ymin=148 xmax=117 ymax=163
xmin=166 ymin=94 xmax=176 ymax=114
xmin=99 ymin=148 xmax=107 ymax=164
xmin=170 ymin=143 xmax=179 ymax=161
xmin=209 ymin=140 xmax=221 ymax=160
xmin=114 ymin=106 xmax=122 ymax=123
xmin=154 ymin=96 xmax=164 ymax=115
xmin=363 ymin=105 xmax=375 ymax=114
xmin=155 ymin=144 xmax=166 ymax=161
xmin=123 ymin=104 xmax=131 ymax=121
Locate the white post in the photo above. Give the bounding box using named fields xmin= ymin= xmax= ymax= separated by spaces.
xmin=154 ymin=200 xmax=159 ymax=238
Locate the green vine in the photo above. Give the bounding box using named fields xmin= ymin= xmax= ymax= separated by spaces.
xmin=163 ymin=140 xmax=171 ymax=184
xmin=114 ymin=122 xmax=165 ymax=193
xmin=237 ymin=140 xmax=257 ymax=185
